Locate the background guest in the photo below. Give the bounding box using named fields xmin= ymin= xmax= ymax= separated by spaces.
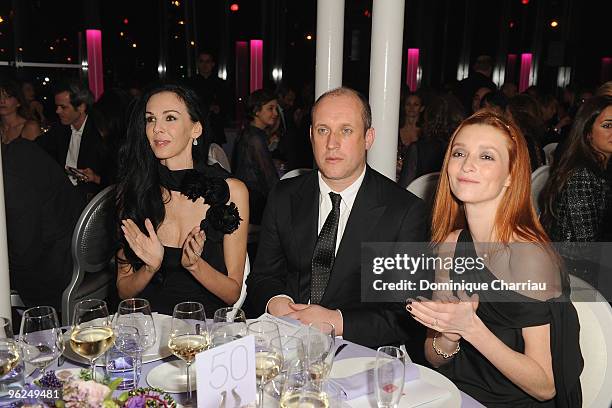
xmin=21 ymin=80 xmax=47 ymax=127
xmin=0 ymin=80 xmax=42 ymax=144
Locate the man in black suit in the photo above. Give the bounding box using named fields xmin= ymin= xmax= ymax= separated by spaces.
xmin=454 ymin=55 xmax=497 ymax=114
xmin=247 ymin=87 xmax=426 ymax=349
xmin=36 ymin=80 xmax=109 ymax=198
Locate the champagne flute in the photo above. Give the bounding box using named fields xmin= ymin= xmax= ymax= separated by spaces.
xmin=374 ymin=346 xmax=406 ymax=408
xmin=247 ymin=321 xmax=284 ymax=407
xmin=168 ymin=302 xmax=209 ymax=404
xmin=70 ymin=299 xmax=115 ymax=380
xmin=211 ymin=307 xmax=247 ymax=346
xmin=19 ymin=306 xmax=64 ymax=375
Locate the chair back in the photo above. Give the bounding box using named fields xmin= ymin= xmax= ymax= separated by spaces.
xmin=530 ymin=165 xmax=550 ymax=215
xmin=208 ymin=142 xmax=231 ymax=172
xmin=569 ymin=274 xmax=612 ymax=407
xmin=61 ymin=185 xmax=117 ymax=325
xmin=406 ymin=172 xmax=440 ymax=206
xmin=543 ymin=143 xmax=558 ymax=165
xmin=281 ymin=168 xmax=311 ymax=180
xmin=234 ymin=255 xmax=251 ymax=309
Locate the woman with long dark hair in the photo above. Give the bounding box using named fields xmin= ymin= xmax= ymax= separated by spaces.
xmin=408 ymin=110 xmax=582 ymax=407
xmin=541 ymin=95 xmax=612 ymax=243
xmin=116 ymin=83 xmax=249 ymax=315
xmin=0 ymin=80 xmax=41 ymax=143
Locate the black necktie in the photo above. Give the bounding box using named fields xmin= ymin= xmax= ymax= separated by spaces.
xmin=311 ymin=192 xmax=342 ymax=304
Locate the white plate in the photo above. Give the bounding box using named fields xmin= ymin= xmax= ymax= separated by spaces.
xmin=330 ymin=357 xmax=461 ymax=408
xmin=62 ymin=313 xmax=172 ymax=366
xmin=146 ymin=360 xmax=197 ymax=393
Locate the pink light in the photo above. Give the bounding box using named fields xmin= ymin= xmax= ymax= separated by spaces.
xmin=406 ymin=48 xmax=420 ymax=92
xmin=86 ymin=29 xmax=104 ymax=101
xmin=250 ymin=40 xmax=263 ymax=93
xmin=519 ymin=53 xmax=532 ymax=93
xmin=601 ymin=57 xmax=612 ymax=83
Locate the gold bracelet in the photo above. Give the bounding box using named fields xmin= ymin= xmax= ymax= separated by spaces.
xmin=432 ymin=332 xmax=460 ymax=359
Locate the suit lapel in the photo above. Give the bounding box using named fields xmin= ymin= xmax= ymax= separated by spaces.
xmin=321 ymin=167 xmax=386 ymax=304
xmin=290 ymin=172 xmax=319 ymax=303
xmin=59 ymin=125 xmax=72 ymax=163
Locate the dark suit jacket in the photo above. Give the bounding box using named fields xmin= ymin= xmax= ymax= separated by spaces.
xmin=247 ymin=166 xmax=427 ymax=348
xmin=37 ymin=117 xmax=110 ymax=184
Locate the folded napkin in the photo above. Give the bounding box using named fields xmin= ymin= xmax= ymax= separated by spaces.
xmin=329 ymin=342 xmax=420 ymax=400
xmin=401 ymin=380 xmax=452 ymax=407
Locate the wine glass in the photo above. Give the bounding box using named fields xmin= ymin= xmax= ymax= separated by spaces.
xmin=115 ymin=298 xmax=156 ymax=354
xmin=19 ymin=306 xmax=64 ymax=375
xmin=168 ymin=302 xmax=209 ymax=404
xmin=0 ymin=317 xmax=13 ymax=339
xmin=0 ymin=338 xmax=23 ymax=396
xmin=247 ymin=321 xmax=284 ymax=407
xmin=303 ymin=322 xmax=336 ymax=385
xmin=268 ymin=335 xmax=305 ymax=401
xmin=70 ymin=299 xmax=115 ymax=380
xmin=211 ymin=307 xmax=247 ymax=346
xmin=374 ymin=346 xmax=406 ymax=408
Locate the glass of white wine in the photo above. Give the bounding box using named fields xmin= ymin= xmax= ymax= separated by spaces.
xmin=19 ymin=306 xmax=64 ymax=375
xmin=0 ymin=338 xmax=23 ymax=397
xmin=70 ymin=299 xmax=115 ymax=380
xmin=168 ymin=302 xmax=209 ymax=404
xmin=280 ymin=377 xmax=340 ymax=408
xmin=247 ymin=321 xmax=284 ymax=407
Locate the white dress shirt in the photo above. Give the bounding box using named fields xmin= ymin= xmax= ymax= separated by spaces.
xmin=65 ymin=116 xmax=88 ymax=185
xmin=266 ymin=165 xmax=367 ymax=310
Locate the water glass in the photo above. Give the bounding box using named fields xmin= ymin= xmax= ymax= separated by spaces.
xmin=281 ymin=378 xmax=341 ymax=408
xmin=115 ymin=298 xmax=156 ymax=351
xmin=301 ymin=322 xmax=335 ymax=384
xmin=374 ymin=346 xmax=406 ymax=408
xmin=211 ymin=307 xmax=247 ymax=346
xmin=105 ymin=326 xmax=143 ymax=390
xmin=0 ymin=338 xmax=25 ymax=397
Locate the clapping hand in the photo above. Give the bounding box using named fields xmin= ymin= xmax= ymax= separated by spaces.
xmin=407 ymin=290 xmax=479 ymax=341
xmin=181 ymin=226 xmax=206 ymax=270
xmin=121 ymin=218 xmax=164 ymax=274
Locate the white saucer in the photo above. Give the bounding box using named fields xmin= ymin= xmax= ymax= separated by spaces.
xmin=63 ymin=313 xmax=172 ymax=366
xmin=329 ymin=357 xmax=461 ymax=408
xmin=147 ymin=360 xmax=197 ymax=393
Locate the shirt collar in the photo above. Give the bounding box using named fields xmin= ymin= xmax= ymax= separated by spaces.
xmin=71 ymin=115 xmax=88 ymax=134
xmin=317 ymin=165 xmax=367 ymax=206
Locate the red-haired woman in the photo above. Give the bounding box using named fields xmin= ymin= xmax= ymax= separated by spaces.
xmin=408 ymin=110 xmax=582 ymax=407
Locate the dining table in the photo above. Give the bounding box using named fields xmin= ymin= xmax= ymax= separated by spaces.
xmin=14 ymin=314 xmax=485 ymax=408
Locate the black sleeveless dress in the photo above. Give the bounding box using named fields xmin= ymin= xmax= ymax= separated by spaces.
xmin=139 ymin=163 xmax=238 ymax=316
xmin=436 ymin=230 xmax=583 ymax=407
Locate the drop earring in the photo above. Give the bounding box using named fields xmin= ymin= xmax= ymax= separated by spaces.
xmin=193 ymin=138 xmax=198 ymax=146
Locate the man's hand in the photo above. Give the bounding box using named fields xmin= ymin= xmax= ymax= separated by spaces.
xmin=79 ymin=167 xmax=101 ymax=184
xmin=286 ymin=304 xmax=343 ymax=336
xmin=267 ymin=296 xmax=293 ymax=316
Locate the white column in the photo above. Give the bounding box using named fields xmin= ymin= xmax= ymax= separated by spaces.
xmin=367 ymin=0 xmax=405 ymax=180
xmin=315 ymin=0 xmax=345 ymax=99
xmin=0 ymin=154 xmax=11 ymax=322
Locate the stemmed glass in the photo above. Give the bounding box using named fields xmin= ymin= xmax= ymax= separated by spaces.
xmin=302 ymin=322 xmax=336 ymax=384
xmin=247 ymin=321 xmax=284 ymax=407
xmin=115 ymin=299 xmax=157 ymax=357
xmin=374 ymin=346 xmax=406 ymax=408
xmin=70 ymin=299 xmax=115 ymax=380
xmin=19 ymin=306 xmax=64 ymax=376
xmin=0 ymin=338 xmax=22 ymax=396
xmin=211 ymin=307 xmax=247 ymax=347
xmin=168 ymin=302 xmax=209 ymax=404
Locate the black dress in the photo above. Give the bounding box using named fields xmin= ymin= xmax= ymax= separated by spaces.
xmin=437 ymin=230 xmax=583 ymax=407
xmin=138 ymin=163 xmax=239 ymax=316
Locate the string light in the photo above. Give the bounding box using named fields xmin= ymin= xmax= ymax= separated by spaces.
xmin=306 ymin=34 xmax=312 ymax=40
xmin=550 ymin=20 xmax=559 ymax=28
xmin=178 ymin=20 xmax=184 ymax=25
xmin=132 ymin=43 xmax=137 ymax=48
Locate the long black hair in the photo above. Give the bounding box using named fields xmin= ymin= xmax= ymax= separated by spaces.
xmin=116 ymin=82 xmax=207 ymax=267
xmin=541 ymin=95 xmax=612 ymax=226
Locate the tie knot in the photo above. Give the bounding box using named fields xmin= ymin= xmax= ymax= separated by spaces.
xmin=329 ymin=192 xmax=341 ymax=210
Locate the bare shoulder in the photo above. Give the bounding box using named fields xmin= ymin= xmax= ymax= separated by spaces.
xmin=22 ymin=120 xmax=42 ymax=140
xmin=226 ymin=178 xmax=248 ymax=198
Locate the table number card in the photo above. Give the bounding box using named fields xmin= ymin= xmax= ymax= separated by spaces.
xmin=196 ymin=335 xmax=256 ymax=408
